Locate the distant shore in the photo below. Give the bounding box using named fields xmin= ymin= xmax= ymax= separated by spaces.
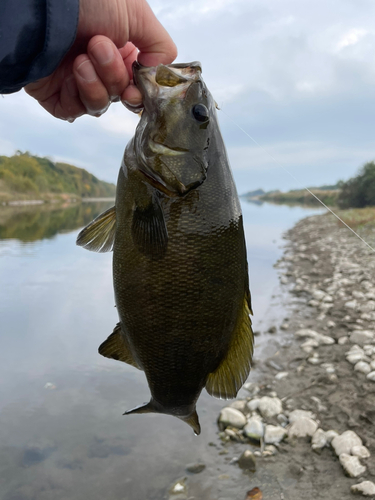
xmin=210 ymin=208 xmax=375 ymax=499
xmin=1 ymin=196 xmax=115 ymax=207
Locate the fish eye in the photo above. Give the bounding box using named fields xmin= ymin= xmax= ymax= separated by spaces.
xmin=192 ymin=104 xmax=209 ymax=123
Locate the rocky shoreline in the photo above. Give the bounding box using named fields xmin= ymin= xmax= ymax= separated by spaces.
xmin=212 ymin=212 xmax=375 ymax=499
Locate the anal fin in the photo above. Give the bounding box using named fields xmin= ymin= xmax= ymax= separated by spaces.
xmin=76 ymin=206 xmax=116 ymax=252
xmin=205 ymin=296 xmax=254 ymax=400
xmin=99 ymin=323 xmax=140 ymax=369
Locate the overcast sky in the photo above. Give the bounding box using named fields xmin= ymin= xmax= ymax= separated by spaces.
xmin=1 ymin=0 xmax=375 ymax=193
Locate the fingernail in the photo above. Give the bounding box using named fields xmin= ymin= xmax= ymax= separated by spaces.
xmin=122 ymin=100 xmax=143 ymax=113
xmin=76 ymin=60 xmax=97 ymax=83
xmin=91 ymin=41 xmax=115 ymax=65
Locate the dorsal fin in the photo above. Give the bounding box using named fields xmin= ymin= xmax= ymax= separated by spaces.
xmin=205 ymin=295 xmax=254 ymax=400
xmin=76 ymin=206 xmax=116 ymax=252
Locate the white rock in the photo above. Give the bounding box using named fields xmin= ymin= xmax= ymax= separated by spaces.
xmin=312 ymin=290 xmax=326 ymax=301
xmin=258 ymin=396 xmax=283 ymax=419
xmin=321 ymin=363 xmax=335 ymax=374
xmin=275 ymin=371 xmax=289 ymax=380
xmin=246 ymin=398 xmax=260 ymax=412
xmin=347 ymin=353 xmax=368 ymax=365
xmin=338 ymin=336 xmax=349 ymax=345
xmin=350 ymin=330 xmax=374 ymax=345
xmin=360 ymin=301 xmax=375 ymax=313
xmin=230 ymin=400 xmax=247 ymax=412
xmin=339 ymin=453 xmax=366 ymax=477
xmin=288 ymin=418 xmax=318 ymax=438
xmin=345 ymin=300 xmax=358 ymax=310
xmin=325 ymin=430 xmax=339 ymax=444
xmin=308 ymin=356 xmax=321 ymax=365
xmin=264 ymin=425 xmax=287 ymax=444
xmin=366 ymin=371 xmax=375 ymax=381
xmin=243 ymin=417 xmax=264 ymax=442
xmin=351 ymin=481 xmax=375 ymax=496
xmin=323 ymin=295 xmax=333 ymax=303
xmin=295 ymin=329 xmax=334 ymax=345
xmin=353 ymin=291 xmax=366 ymax=299
xmin=370 ymin=360 xmax=375 ymax=370
xmin=289 ymin=409 xmax=316 ymax=423
xmin=308 ymin=299 xmax=320 ymax=307
xmin=263 ymin=445 xmax=277 ymax=456
xmin=352 ymin=445 xmax=371 ymax=458
xmin=219 ymin=407 xmax=247 ymax=429
xmin=327 ymin=321 xmax=336 ymax=328
xmin=301 ymin=339 xmax=319 ymax=349
xmin=331 ymin=430 xmax=362 ymax=456
xmin=311 ymin=429 xmax=328 ymax=452
xmin=354 ymin=361 xmax=372 ymax=374
xmin=243 ymin=382 xmax=260 ymax=396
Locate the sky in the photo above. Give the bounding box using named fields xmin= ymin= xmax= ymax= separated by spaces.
xmin=1 ymin=0 xmax=375 ymax=194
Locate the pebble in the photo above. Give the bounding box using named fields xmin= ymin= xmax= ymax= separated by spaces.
xmin=312 ymin=290 xmax=326 ymax=301
xmin=243 ymin=383 xmax=260 ymax=397
xmin=219 ymin=407 xmax=247 ymax=429
xmin=169 ymin=478 xmax=187 ymax=495
xmin=338 ymin=336 xmax=349 ymax=345
xmin=275 ymin=371 xmax=289 ymax=380
xmin=307 ymin=354 xmax=321 ymax=365
xmin=243 ymin=417 xmax=264 ymax=443
xmin=280 ymin=322 xmax=289 ymax=330
xmin=247 ymin=398 xmax=261 ymax=412
xmin=230 ymin=400 xmax=247 ymax=412
xmin=325 ymin=430 xmax=339 ymax=444
xmin=288 ymin=417 xmax=318 ymax=438
xmin=264 ymin=425 xmax=287 ymax=444
xmin=331 ymin=430 xmax=362 ymax=456
xmin=370 ymin=360 xmax=375 ymax=370
xmin=311 ymin=428 xmax=328 ymax=452
xmin=366 ymin=371 xmax=375 ymax=381
xmin=327 ymin=320 xmax=336 ymax=328
xmin=351 ymin=445 xmax=371 ymax=459
xmin=237 ymin=450 xmax=256 ymax=471
xmin=289 ymin=409 xmax=316 ymax=423
xmin=263 ymin=445 xmax=278 ymax=457
xmin=339 ymin=453 xmax=366 ymax=477
xmin=345 ymin=300 xmax=358 ymax=310
xmin=350 ymin=330 xmax=374 ymax=345
xmin=186 ymin=463 xmax=206 ymax=474
xmin=295 ymin=329 xmax=334 ymax=345
xmin=351 ymin=481 xmax=375 ymax=496
xmin=258 ymin=396 xmax=283 ymax=419
xmin=354 ymin=361 xmax=372 ymax=374
xmin=277 ymin=414 xmax=288 ymax=426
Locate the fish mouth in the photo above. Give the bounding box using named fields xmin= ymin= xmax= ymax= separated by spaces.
xmin=148 ymin=139 xmax=189 ymax=156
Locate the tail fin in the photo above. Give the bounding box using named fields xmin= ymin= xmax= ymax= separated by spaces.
xmin=124 ymin=400 xmax=201 ymax=435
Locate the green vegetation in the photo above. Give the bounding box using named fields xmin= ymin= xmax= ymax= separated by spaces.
xmin=0 ymin=201 xmax=113 ymax=242
xmin=259 ymin=189 xmax=339 ymax=207
xmin=337 ymin=161 xmax=375 ymax=209
xmin=0 ymin=152 xmax=115 ymax=202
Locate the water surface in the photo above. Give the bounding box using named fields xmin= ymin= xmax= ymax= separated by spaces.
xmin=0 ymin=200 xmax=322 ymax=500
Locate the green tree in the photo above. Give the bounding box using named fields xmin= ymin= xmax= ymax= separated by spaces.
xmin=338 ymin=161 xmax=375 ymax=208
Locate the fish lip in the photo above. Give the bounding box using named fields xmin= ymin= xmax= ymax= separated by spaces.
xmin=149 ymin=138 xmax=189 ymax=156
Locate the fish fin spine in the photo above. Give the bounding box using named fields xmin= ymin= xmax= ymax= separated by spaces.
xmin=205 ymin=295 xmax=253 ymax=399
xmin=76 ymin=205 xmax=116 ymax=252
xmin=98 ymin=323 xmax=140 ymax=369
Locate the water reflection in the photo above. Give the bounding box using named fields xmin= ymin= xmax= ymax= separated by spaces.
xmin=0 ymin=201 xmax=113 ymax=243
xmin=0 ymin=200 xmax=323 ymax=500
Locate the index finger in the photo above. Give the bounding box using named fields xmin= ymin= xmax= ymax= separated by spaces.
xmin=126 ymin=0 xmax=177 ymax=66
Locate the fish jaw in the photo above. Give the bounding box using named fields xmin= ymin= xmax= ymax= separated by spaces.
xmin=123 ymin=399 xmax=201 ymax=435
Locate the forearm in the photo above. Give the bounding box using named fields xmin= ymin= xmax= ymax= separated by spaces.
xmin=0 ymin=0 xmax=79 ymax=94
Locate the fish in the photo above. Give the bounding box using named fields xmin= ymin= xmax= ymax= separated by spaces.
xmin=76 ymin=61 xmax=254 ymax=435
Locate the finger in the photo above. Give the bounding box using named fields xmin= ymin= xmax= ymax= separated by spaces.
xmin=122 ymin=83 xmax=142 ymax=112
xmin=88 ymin=35 xmax=130 ymax=100
xmin=73 ymin=54 xmax=110 ymax=116
xmin=126 ymin=0 xmax=177 ymax=66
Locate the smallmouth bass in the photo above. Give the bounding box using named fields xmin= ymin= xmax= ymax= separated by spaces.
xmin=77 ymin=62 xmax=253 ymax=434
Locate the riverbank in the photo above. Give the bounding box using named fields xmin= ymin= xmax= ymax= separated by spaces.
xmin=210 ymin=209 xmax=375 ymax=499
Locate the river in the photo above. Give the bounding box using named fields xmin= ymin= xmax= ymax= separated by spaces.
xmin=0 ymin=200 xmax=322 ymax=500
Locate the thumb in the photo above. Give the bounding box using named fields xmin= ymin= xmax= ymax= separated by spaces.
xmin=126 ymin=0 xmax=177 ymax=66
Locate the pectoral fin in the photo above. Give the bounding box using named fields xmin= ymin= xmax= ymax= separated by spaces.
xmin=76 ymin=206 xmax=116 ymax=252
xmin=98 ymin=323 xmax=140 ymax=369
xmin=131 ymin=195 xmax=168 ymax=259
xmin=205 ymin=295 xmax=254 ymax=400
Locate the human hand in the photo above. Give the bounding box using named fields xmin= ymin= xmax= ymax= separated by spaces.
xmin=25 ymin=0 xmax=177 ymax=121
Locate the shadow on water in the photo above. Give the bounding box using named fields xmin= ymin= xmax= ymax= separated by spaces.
xmin=0 ymin=201 xmax=113 ymax=243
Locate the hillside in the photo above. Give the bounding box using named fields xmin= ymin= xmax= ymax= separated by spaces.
xmin=0 ymin=152 xmax=115 ymax=202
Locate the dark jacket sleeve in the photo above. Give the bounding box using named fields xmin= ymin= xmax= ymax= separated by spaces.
xmin=0 ymin=0 xmax=80 ymax=94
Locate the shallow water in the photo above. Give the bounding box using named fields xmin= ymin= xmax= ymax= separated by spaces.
xmin=0 ymin=200 xmax=322 ymax=500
